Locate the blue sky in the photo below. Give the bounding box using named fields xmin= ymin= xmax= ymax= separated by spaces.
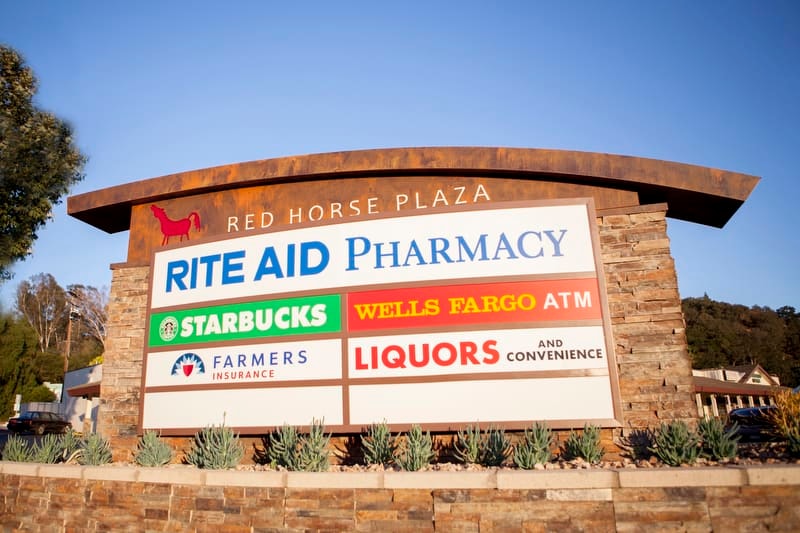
xmin=1 ymin=1 xmax=798 ymax=311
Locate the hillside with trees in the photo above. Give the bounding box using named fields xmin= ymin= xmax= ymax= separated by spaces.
xmin=683 ymin=295 xmax=800 ymax=388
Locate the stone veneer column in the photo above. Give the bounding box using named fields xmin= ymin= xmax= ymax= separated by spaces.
xmin=599 ymin=206 xmax=698 ymax=433
xmin=97 ymin=264 xmax=149 ymax=461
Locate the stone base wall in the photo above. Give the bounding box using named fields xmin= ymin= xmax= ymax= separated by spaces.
xmin=1 ymin=465 xmax=798 ymax=531
xmin=98 ymin=205 xmax=696 ymax=459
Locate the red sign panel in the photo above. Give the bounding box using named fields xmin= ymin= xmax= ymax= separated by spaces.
xmin=346 ymin=278 xmax=601 ymax=331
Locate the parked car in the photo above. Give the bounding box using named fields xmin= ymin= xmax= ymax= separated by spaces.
xmin=726 ymin=385 xmax=800 ymax=441
xmin=727 ymin=405 xmax=778 ymax=441
xmin=7 ymin=411 xmax=71 ymax=435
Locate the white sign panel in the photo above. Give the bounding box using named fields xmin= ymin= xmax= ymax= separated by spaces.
xmin=141 ymin=200 xmax=621 ymax=434
xmin=144 ymin=339 xmax=342 ymax=387
xmin=348 ymin=326 xmax=609 ymax=379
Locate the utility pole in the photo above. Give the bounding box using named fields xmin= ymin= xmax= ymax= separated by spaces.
xmin=64 ymin=311 xmax=73 ymax=374
xmin=63 ymin=290 xmax=79 ymax=375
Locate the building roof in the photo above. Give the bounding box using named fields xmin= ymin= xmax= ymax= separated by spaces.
xmin=67 ymin=147 xmax=759 ymax=233
xmin=729 ymin=364 xmax=780 ymax=386
xmin=692 ymin=376 xmax=781 ymax=396
xmin=66 ymin=381 xmax=101 ymax=398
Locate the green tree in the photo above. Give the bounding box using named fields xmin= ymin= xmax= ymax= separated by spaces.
xmin=24 ymin=384 xmax=56 ymax=402
xmin=0 ymin=311 xmax=40 ymax=419
xmin=0 ymin=45 xmax=86 ymax=281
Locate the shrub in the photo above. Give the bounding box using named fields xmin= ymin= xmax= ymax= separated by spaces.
xmin=482 ymin=426 xmax=510 ymax=467
xmin=24 ymin=385 xmax=57 ymax=402
xmin=787 ymin=430 xmax=800 ymax=457
xmin=79 ymin=433 xmax=113 ymax=465
xmin=513 ymin=422 xmax=553 ymax=469
xmin=396 ymin=425 xmax=435 ymax=471
xmin=768 ymin=389 xmax=800 ymax=457
xmin=650 ymin=421 xmax=700 ymax=466
xmin=563 ymin=424 xmax=604 ymax=463
xmin=361 ymin=420 xmax=397 ymax=466
xmin=453 ymin=424 xmax=483 ymax=464
xmin=185 ymin=425 xmax=243 ymax=469
xmin=134 ymin=431 xmax=174 ymax=467
xmin=698 ymin=417 xmax=739 ymax=460
xmin=2 ymin=434 xmax=31 ymax=462
xmin=268 ymin=424 xmax=301 ymax=469
xmin=296 ymin=419 xmax=330 ymax=472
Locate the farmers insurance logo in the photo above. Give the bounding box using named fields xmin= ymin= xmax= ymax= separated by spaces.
xmin=171 ymin=353 xmax=206 ymax=377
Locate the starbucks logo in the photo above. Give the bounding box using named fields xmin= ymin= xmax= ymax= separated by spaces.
xmin=158 ymin=316 xmax=179 ymax=342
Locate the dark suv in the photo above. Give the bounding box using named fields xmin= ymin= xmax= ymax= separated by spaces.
xmin=7 ymin=411 xmax=72 ymax=435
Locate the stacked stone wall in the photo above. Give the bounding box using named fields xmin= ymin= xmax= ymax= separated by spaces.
xmin=98 ymin=205 xmax=696 ymax=458
xmin=1 ymin=466 xmax=798 ymax=531
xmin=99 ymin=265 xmax=149 ymax=461
xmin=598 ymin=206 xmax=697 ymax=435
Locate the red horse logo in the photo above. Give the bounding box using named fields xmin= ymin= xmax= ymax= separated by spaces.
xmin=151 ymin=204 xmax=202 ymax=245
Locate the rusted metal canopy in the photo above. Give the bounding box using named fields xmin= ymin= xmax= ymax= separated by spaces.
xmin=68 ymin=147 xmax=759 ymax=232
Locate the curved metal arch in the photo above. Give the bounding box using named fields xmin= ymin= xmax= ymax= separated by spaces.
xmin=68 ymin=146 xmax=759 ymax=232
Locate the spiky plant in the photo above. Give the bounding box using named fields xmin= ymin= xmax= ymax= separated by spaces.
xmin=134 ymin=431 xmax=174 ymax=467
xmin=268 ymin=423 xmax=300 ymax=470
xmin=296 ymin=419 xmax=330 ymax=472
xmin=514 ymin=422 xmax=553 ymax=469
xmin=395 ymin=425 xmax=435 ymax=471
xmin=482 ymin=426 xmax=510 ymax=467
xmin=698 ymin=417 xmax=739 ymax=460
xmin=2 ymin=434 xmax=31 ymax=462
xmin=185 ymin=425 xmax=243 ymax=469
xmin=79 ymin=433 xmax=113 ymax=465
xmin=31 ymin=434 xmax=63 ymax=464
xmin=60 ymin=428 xmax=83 ymax=463
xmin=650 ymin=421 xmax=700 ymax=466
xmin=563 ymin=424 xmax=604 ymax=463
xmin=361 ymin=420 xmax=398 ymax=466
xmin=453 ymin=424 xmax=483 ymax=464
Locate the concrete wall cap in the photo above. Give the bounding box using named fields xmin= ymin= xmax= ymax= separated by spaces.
xmin=287 ymin=471 xmax=383 ymax=489
xmin=744 ymin=465 xmax=800 ymax=486
xmin=496 ymin=469 xmax=619 ymax=490
xmin=205 ymin=469 xmax=285 ymax=488
xmin=35 ymin=464 xmax=82 ymax=479
xmin=384 ymin=470 xmax=497 ymax=489
xmin=81 ymin=465 xmax=139 ymax=482
xmin=135 ymin=465 xmax=205 ymax=485
xmin=617 ymin=467 xmax=745 ymax=487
